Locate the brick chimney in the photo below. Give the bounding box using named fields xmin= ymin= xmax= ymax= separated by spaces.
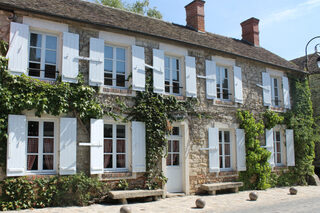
xmin=185 ymin=0 xmax=205 ymax=32
xmin=240 ymin=17 xmax=260 ymax=46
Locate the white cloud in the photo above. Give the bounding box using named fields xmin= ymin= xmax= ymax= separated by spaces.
xmin=262 ymin=0 xmax=320 ymax=25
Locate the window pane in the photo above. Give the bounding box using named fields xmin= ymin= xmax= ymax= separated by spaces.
xmin=224 ymin=68 xmax=228 ymax=78
xmin=116 ymin=61 xmax=125 ymax=74
xmin=173 ymin=140 xmax=179 ymax=152
xmin=28 ymin=121 xmax=39 ymax=136
xmin=116 ymin=48 xmax=125 ymax=60
xmin=104 ymin=59 xmax=113 ymax=72
xmin=165 ymin=57 xmax=170 ymax=68
xmin=168 ymin=140 xmax=172 ymax=152
xmin=30 ymin=33 xmax=42 ymax=47
xmin=104 ymin=124 xmax=112 ymax=138
xmin=116 ymin=75 xmax=125 ymax=87
xmin=223 ymin=89 xmax=229 ymax=100
xmin=276 ymin=142 xmax=281 ymax=152
xmin=29 ymin=48 xmax=41 ymax=62
xmin=29 ymin=63 xmax=41 ymax=77
xmin=172 ymin=71 xmax=179 ymax=81
xmin=117 ymin=125 xmax=125 ymax=138
xmin=117 ymin=154 xmax=125 ymax=168
xmin=274 ymin=79 xmax=278 ymax=87
xmin=104 ymin=73 xmax=113 ymax=86
xmin=44 ymin=65 xmax=56 ymax=79
xmin=224 ymin=131 xmax=230 ymax=142
xmin=171 ymin=58 xmax=178 ymax=70
xmin=104 ymin=155 xmax=112 ymax=168
xmin=27 ymin=155 xmax=38 ymax=170
xmin=172 ymin=82 xmax=180 ymax=94
xmin=105 ymin=46 xmax=113 ymax=58
xmin=45 ymin=36 xmax=57 ymax=50
xmin=117 ymin=140 xmax=126 ymax=153
xmin=222 ymin=78 xmax=228 ymax=89
xmin=45 ymin=50 xmax=56 ymax=64
xmin=165 ymin=68 xmax=170 ymax=80
xmin=43 ymin=155 xmax=53 ymax=170
xmin=166 ymin=154 xmax=172 ymax=166
xmin=27 ymin=138 xmax=39 ymax=153
xmin=225 ymin=156 xmax=231 ymax=168
xmin=219 ymin=131 xmax=222 ymax=142
xmin=172 ymin=154 xmax=179 ymax=165
xmin=172 ymin=127 xmax=179 ymax=136
xmin=277 ymin=153 xmax=281 ymax=163
xmin=44 ymin=122 xmax=54 ymax=137
xmin=219 ymin=144 xmax=222 ymax=155
xmin=216 ymin=68 xmax=220 ymax=84
xmin=104 ymin=139 xmax=112 ymax=153
xmin=43 ymin=138 xmax=54 ymax=153
xmin=224 ymin=144 xmax=230 ymax=155
xmin=219 ymin=156 xmax=223 ymax=168
xmin=276 ymin=132 xmax=281 ymax=141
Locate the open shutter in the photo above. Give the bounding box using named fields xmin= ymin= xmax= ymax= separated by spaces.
xmin=89 ymin=38 xmax=104 ymax=86
xmin=7 ymin=115 xmax=26 ymax=176
xmin=132 ymin=45 xmax=145 ymax=91
xmin=132 ymin=121 xmax=146 ymax=172
xmin=286 ymin=129 xmax=295 ymax=166
xmin=236 ymin=129 xmax=246 ymax=171
xmin=266 ymin=129 xmax=275 ymax=167
xmin=208 ymin=127 xmax=219 ymax=172
xmin=62 ymin=32 xmax=79 ymax=83
xmin=262 ymin=72 xmax=271 ymax=106
xmin=6 ymin=22 xmax=29 ymax=75
xmin=153 ymin=49 xmax=165 ymax=94
xmin=234 ymin=66 xmax=243 ymax=104
xmin=60 ymin=118 xmax=77 ymax=175
xmin=282 ymin=76 xmax=291 ymax=109
xmin=185 ymin=56 xmax=197 ymax=97
xmin=90 ymin=119 xmax=104 ymax=174
xmin=205 ymin=60 xmax=217 ymax=99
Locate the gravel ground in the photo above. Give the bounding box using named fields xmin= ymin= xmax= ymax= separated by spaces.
xmin=9 ymin=186 xmax=320 ymax=213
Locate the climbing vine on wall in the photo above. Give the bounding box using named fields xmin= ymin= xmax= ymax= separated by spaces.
xmin=123 ymin=69 xmax=198 ymax=189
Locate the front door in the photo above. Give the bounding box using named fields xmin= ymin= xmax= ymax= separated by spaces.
xmin=166 ymin=127 xmax=183 ymax=193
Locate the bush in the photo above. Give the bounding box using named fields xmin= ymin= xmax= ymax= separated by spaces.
xmin=0 ymin=173 xmax=108 ymax=211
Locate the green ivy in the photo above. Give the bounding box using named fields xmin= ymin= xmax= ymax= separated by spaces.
xmin=263 ymin=110 xmax=284 ymax=130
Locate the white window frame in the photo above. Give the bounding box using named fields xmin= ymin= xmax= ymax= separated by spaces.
xmin=274 ymin=130 xmax=283 ymax=166
xmin=216 ymin=66 xmax=231 ymax=101
xmin=26 ymin=118 xmax=57 ymax=175
xmin=165 ymin=55 xmax=182 ymax=95
xmin=103 ymin=123 xmax=128 ymax=172
xmin=166 ymin=126 xmax=182 ymax=167
xmin=219 ymin=129 xmax=232 ymax=171
xmin=271 ymin=77 xmax=281 ymax=107
xmin=103 ymin=44 xmax=128 ymax=89
xmin=28 ymin=31 xmax=59 ymax=81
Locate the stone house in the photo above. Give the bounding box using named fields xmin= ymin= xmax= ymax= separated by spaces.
xmin=0 ymin=0 xmax=305 ymax=195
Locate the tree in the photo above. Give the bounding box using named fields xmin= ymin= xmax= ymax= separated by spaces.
xmin=96 ymin=0 xmax=162 ymax=19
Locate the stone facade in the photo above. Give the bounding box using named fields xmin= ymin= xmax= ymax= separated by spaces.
xmin=0 ymin=10 xmax=300 ymax=194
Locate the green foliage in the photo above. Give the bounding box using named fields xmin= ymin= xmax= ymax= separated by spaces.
xmin=96 ymin=0 xmax=162 ymax=19
xmin=237 ymin=110 xmax=271 ymax=190
xmin=117 ymin=179 xmax=129 ymax=190
xmin=263 ymin=110 xmax=284 ymax=130
xmin=123 ymin=69 xmax=198 ymax=189
xmin=0 ymin=173 xmax=107 ymax=211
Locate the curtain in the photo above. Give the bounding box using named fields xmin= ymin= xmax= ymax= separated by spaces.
xmin=43 ymin=155 xmax=53 ymax=170
xmin=27 ymin=155 xmax=37 ymax=170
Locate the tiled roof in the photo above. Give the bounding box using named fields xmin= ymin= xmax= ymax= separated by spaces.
xmin=291 ymin=54 xmax=320 ymax=74
xmin=0 ymin=0 xmax=304 ymax=73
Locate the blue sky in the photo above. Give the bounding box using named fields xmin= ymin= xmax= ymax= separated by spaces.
xmin=90 ymin=0 xmax=320 ymax=60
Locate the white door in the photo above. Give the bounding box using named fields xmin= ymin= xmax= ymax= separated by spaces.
xmin=166 ymin=127 xmax=183 ymax=193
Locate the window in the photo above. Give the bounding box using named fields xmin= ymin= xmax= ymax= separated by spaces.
xmin=271 ymin=77 xmax=280 ymax=107
xmin=104 ymin=124 xmax=127 ymax=171
xmin=216 ymin=66 xmax=230 ymax=100
xmin=104 ymin=45 xmax=126 ymax=88
xmin=274 ymin=131 xmax=282 ymax=165
xmin=27 ymin=120 xmax=55 ymax=172
xmin=165 ymin=56 xmax=181 ymax=95
xmin=166 ymin=127 xmax=181 ymax=166
xmin=29 ymin=32 xmax=58 ymax=80
xmin=219 ymin=130 xmax=231 ymax=170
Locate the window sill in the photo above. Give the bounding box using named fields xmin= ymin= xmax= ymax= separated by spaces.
xmin=101 ymin=172 xmax=138 ymax=180
xmin=24 ymin=173 xmax=57 ymax=180
xmin=270 ymin=106 xmax=285 ymax=112
xmin=213 ymin=99 xmax=237 ymax=107
xmin=102 ymin=87 xmax=134 ymax=96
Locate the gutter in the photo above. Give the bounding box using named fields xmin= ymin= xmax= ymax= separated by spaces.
xmin=0 ymin=3 xmax=306 ymax=75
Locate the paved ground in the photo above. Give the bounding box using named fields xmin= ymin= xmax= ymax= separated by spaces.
xmin=10 ymin=186 xmax=320 ymax=213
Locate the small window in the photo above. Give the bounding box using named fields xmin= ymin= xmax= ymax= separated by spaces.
xmin=29 ymin=32 xmax=58 ymax=80
xmin=274 ymin=131 xmax=282 ymax=165
xmin=271 ymin=77 xmax=281 ymax=107
xmin=219 ymin=130 xmax=231 ymax=169
xmin=104 ymin=45 xmax=126 ymax=88
xmin=166 ymin=126 xmax=181 ymax=166
xmin=27 ymin=120 xmax=55 ymax=172
xmin=165 ymin=56 xmax=181 ymax=95
xmin=216 ymin=66 xmax=230 ymax=100
xmin=104 ymin=124 xmax=127 ymax=171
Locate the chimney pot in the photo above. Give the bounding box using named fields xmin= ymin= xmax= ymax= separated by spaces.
xmin=241 ymin=17 xmax=260 ymax=46
xmin=185 ymin=0 xmax=205 ymax=32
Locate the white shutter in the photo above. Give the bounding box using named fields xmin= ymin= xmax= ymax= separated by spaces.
xmin=7 ymin=115 xmax=26 ymax=176
xmin=236 ymin=129 xmax=246 ymax=171
xmin=132 ymin=121 xmax=146 ymax=172
xmin=205 ymin=60 xmax=217 ymax=99
xmin=286 ymin=129 xmax=295 ymax=166
xmin=132 ymin=45 xmax=145 ymax=91
xmin=208 ymin=127 xmax=219 ymax=172
xmin=153 ymin=49 xmax=165 ymax=94
xmin=262 ymin=72 xmax=272 ymax=106
xmin=6 ymin=22 xmax=29 ymax=75
xmin=266 ymin=129 xmax=275 ymax=167
xmin=282 ymin=76 xmax=291 ymax=109
xmin=234 ymin=66 xmax=243 ymax=104
xmin=59 ymin=118 xmax=77 ymax=175
xmin=185 ymin=56 xmax=197 ymax=97
xmin=62 ymin=32 xmax=79 ymax=83
xmin=90 ymin=119 xmax=104 ymax=174
xmin=89 ymin=38 xmax=104 ymax=86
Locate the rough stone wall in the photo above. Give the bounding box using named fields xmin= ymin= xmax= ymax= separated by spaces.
xmin=0 ymin=10 xmax=12 ymax=43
